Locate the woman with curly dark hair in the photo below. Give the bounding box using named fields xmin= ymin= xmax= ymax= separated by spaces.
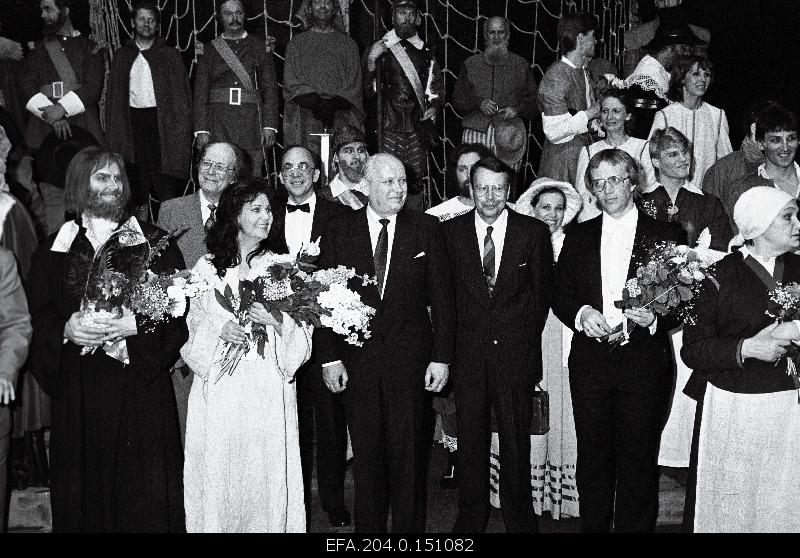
xmin=649 ymin=55 xmax=732 ymax=193
xmin=180 ymin=178 xmax=313 ymax=532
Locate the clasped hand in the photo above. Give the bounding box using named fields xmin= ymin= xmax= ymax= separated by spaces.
xmin=743 ymin=322 xmax=793 ymax=362
xmin=64 ymin=307 xmax=138 ymax=347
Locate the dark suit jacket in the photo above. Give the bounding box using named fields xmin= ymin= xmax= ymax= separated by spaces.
xmin=553 ymin=209 xmax=686 ymax=366
xmin=442 ymin=209 xmax=554 ymax=387
xmin=314 ymin=207 xmax=455 ymax=381
xmin=157 ymin=192 xmax=206 ymax=269
xmin=268 ymin=194 xmax=351 ymax=256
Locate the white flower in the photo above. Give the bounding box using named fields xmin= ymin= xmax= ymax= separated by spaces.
xmin=625 ymin=278 xmax=641 ymax=297
xmin=692 ymin=270 xmax=705 ymax=281
xmin=302 ymin=238 xmax=321 ymax=257
xmin=169 ymin=295 xmax=187 ymax=318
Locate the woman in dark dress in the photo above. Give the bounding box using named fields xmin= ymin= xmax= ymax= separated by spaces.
xmin=639 ymin=126 xmax=731 ymax=250
xmin=682 ymin=186 xmax=800 ymax=532
xmin=26 ymin=147 xmax=187 ymax=532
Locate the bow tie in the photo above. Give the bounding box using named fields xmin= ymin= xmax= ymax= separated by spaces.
xmin=287 ymin=203 xmax=310 ymax=213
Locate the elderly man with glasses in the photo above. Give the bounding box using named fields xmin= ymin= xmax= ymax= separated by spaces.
xmin=553 ymin=148 xmax=685 ymax=533
xmin=157 ymin=140 xmax=246 ymax=444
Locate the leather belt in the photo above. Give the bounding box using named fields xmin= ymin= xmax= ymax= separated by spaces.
xmin=39 ymin=81 xmax=77 ymax=99
xmin=208 ymin=87 xmax=258 ymax=106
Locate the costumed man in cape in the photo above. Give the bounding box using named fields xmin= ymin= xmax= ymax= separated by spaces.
xmin=283 ymin=0 xmax=364 ymax=161
xmin=105 ymin=0 xmax=193 ymax=222
xmin=26 ymin=147 xmax=187 ymax=532
xmin=20 ymin=0 xmax=105 ymax=151
xmin=193 ymin=0 xmax=279 ymax=177
xmin=363 ymin=0 xmax=443 ymax=212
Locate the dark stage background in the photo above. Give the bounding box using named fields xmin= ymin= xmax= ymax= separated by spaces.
xmin=1 ymin=0 xmax=798 ymax=198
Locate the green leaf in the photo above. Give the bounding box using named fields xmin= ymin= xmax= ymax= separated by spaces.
xmin=677 ymin=285 xmax=693 ymax=302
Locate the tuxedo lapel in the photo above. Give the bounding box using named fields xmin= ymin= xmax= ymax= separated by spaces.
xmin=191 ymin=192 xmax=204 ymax=229
xmin=627 ymin=210 xmax=656 ymax=281
xmin=352 ymin=209 xmax=381 ymax=308
xmin=586 ymin=216 xmax=604 ymax=311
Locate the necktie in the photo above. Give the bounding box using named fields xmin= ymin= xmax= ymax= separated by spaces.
xmin=205 ymin=203 xmax=216 ymax=230
xmin=483 ymin=225 xmax=495 ymax=291
xmin=374 ymin=218 xmax=389 ymax=297
xmin=287 ymin=203 xmax=310 ymax=213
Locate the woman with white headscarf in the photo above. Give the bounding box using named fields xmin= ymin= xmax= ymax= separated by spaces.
xmin=681 ymin=186 xmax=800 ymax=532
xmin=487 ymin=178 xmax=582 ymax=519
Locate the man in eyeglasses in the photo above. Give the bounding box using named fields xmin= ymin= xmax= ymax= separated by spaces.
xmin=553 ymin=148 xmax=685 ymax=532
xmin=105 ymin=0 xmax=193 ymax=222
xmin=270 ymin=145 xmax=353 ymax=527
xmin=441 ymin=155 xmax=554 ymax=533
xmin=157 ymin=140 xmax=245 ymax=443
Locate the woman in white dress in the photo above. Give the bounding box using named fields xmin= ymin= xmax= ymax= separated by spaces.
xmin=181 ymin=179 xmax=313 ymax=533
xmin=489 ymin=178 xmax=582 ymax=519
xmin=649 ymin=55 xmax=732 ymax=192
xmin=574 ymin=88 xmax=656 ymax=221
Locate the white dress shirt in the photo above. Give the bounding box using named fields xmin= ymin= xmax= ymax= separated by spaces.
xmin=366 ymin=205 xmax=397 ymax=298
xmin=541 ymin=56 xmax=593 ymax=145
xmin=199 ymin=190 xmax=216 ymax=224
xmin=285 ymin=192 xmax=316 ymax=257
xmin=129 ymin=42 xmax=157 ymax=108
xmin=474 ymin=208 xmax=509 ymax=280
xmin=758 ymin=162 xmax=800 ymax=198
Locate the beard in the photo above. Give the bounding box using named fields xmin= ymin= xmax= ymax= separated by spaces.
xmin=43 ymin=10 xmax=68 ymax=35
xmin=340 ymin=161 xmax=365 ymax=184
xmin=86 ymin=190 xmax=128 ymax=221
xmin=310 ymin=8 xmax=335 ymax=29
xmin=395 ymin=22 xmax=415 ymax=39
xmin=483 ymin=43 xmax=509 ymax=64
xmin=458 ymin=178 xmax=471 ymax=198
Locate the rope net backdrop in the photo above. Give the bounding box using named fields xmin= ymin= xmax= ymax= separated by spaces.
xmin=96 ymin=0 xmax=631 ymax=202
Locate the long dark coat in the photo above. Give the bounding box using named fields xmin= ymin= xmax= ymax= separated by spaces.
xmin=26 ymin=219 xmax=187 ymax=532
xmin=104 ymin=37 xmax=193 ymax=179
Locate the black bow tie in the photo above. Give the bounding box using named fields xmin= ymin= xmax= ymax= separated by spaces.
xmin=287 ymin=203 xmax=310 ymax=213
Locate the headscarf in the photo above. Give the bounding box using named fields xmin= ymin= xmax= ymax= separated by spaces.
xmin=731 ymin=186 xmax=794 ymax=246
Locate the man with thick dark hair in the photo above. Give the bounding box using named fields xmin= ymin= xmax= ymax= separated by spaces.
xmin=721 ymin=103 xmax=800 ymax=233
xmin=537 ymin=12 xmax=600 ymax=183
xmin=104 ymin=0 xmax=193 ymax=221
xmin=20 ymin=0 xmax=105 ymax=149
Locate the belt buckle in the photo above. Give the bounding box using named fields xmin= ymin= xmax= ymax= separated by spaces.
xmin=229 ymin=87 xmax=241 ymax=106
xmin=52 ymin=81 xmax=64 ymax=99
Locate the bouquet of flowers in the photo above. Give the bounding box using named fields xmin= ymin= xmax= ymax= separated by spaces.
xmin=212 ymin=240 xmax=376 ymax=384
xmin=766 ymin=282 xmax=800 ymax=377
xmin=610 ymin=240 xmax=715 ymax=346
xmin=79 ymin=226 xmax=209 ymax=363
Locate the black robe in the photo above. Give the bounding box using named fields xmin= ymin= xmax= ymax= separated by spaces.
xmin=638 ymin=185 xmax=732 ymax=251
xmin=26 ymin=219 xmax=187 ymax=532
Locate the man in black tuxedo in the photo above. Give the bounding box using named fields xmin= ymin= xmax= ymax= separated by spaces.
xmin=316 ymin=153 xmax=455 ymax=532
xmin=553 ymin=149 xmax=685 ymax=532
xmin=271 ymin=145 xmax=352 ymax=527
xmin=442 ymin=156 xmax=554 ymax=533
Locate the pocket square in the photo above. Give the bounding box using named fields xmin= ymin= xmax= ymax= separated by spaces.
xmin=518 ymin=262 xmax=527 ymax=267
xmin=414 ymin=251 xmax=426 ymax=259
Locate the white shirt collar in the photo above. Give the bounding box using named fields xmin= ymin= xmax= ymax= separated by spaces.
xmin=474 ymin=208 xmax=508 ymax=234
xmin=51 ymin=216 xmax=146 ymax=253
xmin=739 ymin=245 xmax=777 ymax=275
xmin=366 ymin=205 xmax=398 ymax=226
xmin=645 ymin=179 xmax=703 ymax=196
xmin=758 ymin=161 xmax=800 ymax=184
xmin=330 ymin=174 xmax=369 ymax=197
xmin=383 ymin=29 xmax=424 ymax=50
xmin=560 ymin=56 xmax=578 ymax=69
xmin=221 ymin=31 xmax=248 ymax=40
xmin=602 ymin=205 xmax=638 ymax=231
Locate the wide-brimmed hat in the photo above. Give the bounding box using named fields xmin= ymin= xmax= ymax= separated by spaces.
xmin=35 ymin=125 xmax=99 ymax=189
xmin=493 ymin=116 xmax=526 ymax=168
xmin=644 ymin=21 xmax=706 ymax=51
xmin=515 ymin=178 xmax=583 ymax=227
xmin=331 ymin=124 xmax=366 ymax=154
